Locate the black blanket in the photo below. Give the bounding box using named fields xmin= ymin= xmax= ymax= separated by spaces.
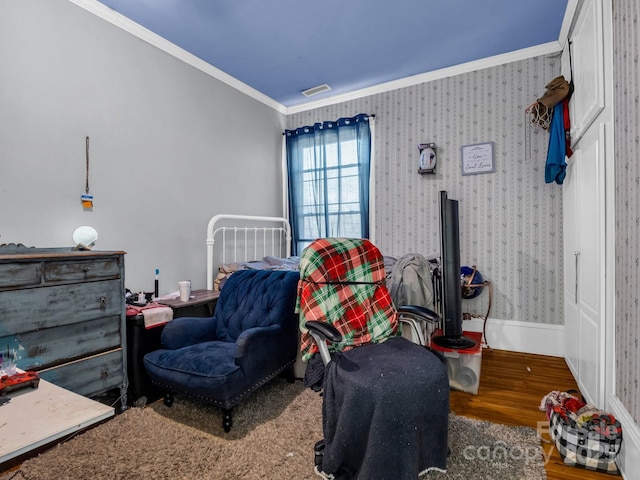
xmin=319 ymin=337 xmax=449 ymax=479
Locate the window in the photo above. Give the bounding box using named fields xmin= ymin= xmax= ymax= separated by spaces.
xmin=285 ymin=114 xmax=372 ymax=255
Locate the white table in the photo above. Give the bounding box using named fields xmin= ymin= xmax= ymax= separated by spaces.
xmin=0 ymin=375 xmax=114 ymax=465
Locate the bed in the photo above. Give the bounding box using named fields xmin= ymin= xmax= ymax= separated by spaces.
xmin=206 ymin=213 xmax=437 ymax=308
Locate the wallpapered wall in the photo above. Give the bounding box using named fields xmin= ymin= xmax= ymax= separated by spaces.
xmin=287 ymin=56 xmax=562 ymax=324
xmin=613 ymin=0 xmax=640 ymax=425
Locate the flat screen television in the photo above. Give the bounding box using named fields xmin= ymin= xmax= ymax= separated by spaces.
xmin=432 ymin=191 xmax=476 ymax=349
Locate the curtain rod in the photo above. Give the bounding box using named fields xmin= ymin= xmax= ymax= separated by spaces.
xmin=282 ymin=114 xmax=375 ymax=135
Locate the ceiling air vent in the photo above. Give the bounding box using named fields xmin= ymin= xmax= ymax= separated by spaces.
xmin=301 ymin=84 xmax=331 ymax=97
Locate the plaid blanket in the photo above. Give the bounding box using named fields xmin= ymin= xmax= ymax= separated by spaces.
xmin=297 ymin=238 xmax=398 ymax=361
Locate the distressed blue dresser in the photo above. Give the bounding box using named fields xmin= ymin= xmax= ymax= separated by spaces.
xmin=0 ymin=246 xmax=127 ymax=409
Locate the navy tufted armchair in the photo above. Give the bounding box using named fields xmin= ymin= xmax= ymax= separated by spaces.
xmin=143 ymin=269 xmax=300 ymax=432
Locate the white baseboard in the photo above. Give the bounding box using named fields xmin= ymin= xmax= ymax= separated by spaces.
xmin=462 ymin=317 xmax=565 ymax=357
xmin=607 ymin=394 xmax=640 ymax=480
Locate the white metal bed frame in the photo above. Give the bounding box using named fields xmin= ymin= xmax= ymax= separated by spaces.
xmin=206 ymin=214 xmax=292 ymax=290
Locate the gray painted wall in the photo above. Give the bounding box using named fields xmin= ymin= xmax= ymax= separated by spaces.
xmin=286 ymin=56 xmax=561 ymax=326
xmin=0 ymin=0 xmax=285 ymax=294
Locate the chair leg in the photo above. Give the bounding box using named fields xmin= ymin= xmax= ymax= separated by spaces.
xmin=314 ymin=439 xmax=325 ymax=467
xmin=222 ymin=408 xmax=233 ymax=432
xmin=285 ymin=365 xmax=295 ymax=383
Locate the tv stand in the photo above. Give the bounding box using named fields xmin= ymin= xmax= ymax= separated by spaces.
xmin=432 ymin=334 xmax=476 ymax=349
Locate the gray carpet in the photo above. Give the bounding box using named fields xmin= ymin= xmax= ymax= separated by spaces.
xmin=1 ymin=378 xmax=546 ymax=479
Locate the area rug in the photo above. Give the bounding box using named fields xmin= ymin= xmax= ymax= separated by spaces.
xmin=1 ymin=378 xmax=546 ymax=479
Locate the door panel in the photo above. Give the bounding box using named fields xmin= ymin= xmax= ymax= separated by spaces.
xmin=563 ymin=157 xmax=579 ymax=374
xmin=576 ymin=132 xmax=602 ymax=317
xmin=569 ymin=0 xmax=605 ymax=142
xmin=569 ymin=121 xmax=606 ymax=406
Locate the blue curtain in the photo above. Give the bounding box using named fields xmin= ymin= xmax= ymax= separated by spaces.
xmin=285 ymin=113 xmax=371 ymax=255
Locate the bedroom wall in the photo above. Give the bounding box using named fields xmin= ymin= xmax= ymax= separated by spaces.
xmin=0 ymin=0 xmax=285 ymax=293
xmin=613 ymin=0 xmax=640 ymax=435
xmin=286 ymin=56 xmax=563 ymax=353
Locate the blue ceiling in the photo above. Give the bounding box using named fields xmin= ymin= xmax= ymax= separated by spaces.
xmin=95 ymin=0 xmax=569 ymax=108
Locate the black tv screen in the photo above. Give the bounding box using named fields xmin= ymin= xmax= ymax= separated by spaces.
xmin=432 ymin=191 xmax=476 ymax=349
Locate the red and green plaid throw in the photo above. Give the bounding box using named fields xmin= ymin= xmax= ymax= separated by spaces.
xmin=297 ymin=237 xmax=398 ymax=361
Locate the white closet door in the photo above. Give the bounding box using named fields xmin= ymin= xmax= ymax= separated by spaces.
xmin=562 ymin=155 xmax=579 ymax=377
xmin=575 ymin=124 xmax=606 ymax=406
xmin=563 ymin=0 xmax=610 ymax=408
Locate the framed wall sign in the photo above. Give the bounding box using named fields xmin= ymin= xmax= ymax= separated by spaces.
xmin=461 ymin=142 xmax=495 ymax=175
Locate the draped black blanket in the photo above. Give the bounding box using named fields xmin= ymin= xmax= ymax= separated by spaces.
xmin=319 ymin=337 xmax=450 ymax=479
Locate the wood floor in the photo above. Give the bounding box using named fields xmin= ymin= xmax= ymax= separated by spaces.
xmin=458 ymin=347 xmax=621 ymax=480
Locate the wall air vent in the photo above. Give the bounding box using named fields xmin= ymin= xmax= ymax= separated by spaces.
xmin=301 ymin=84 xmax=331 ymax=97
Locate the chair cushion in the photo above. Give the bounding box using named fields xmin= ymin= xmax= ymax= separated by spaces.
xmin=143 ymin=341 xmax=242 ymax=401
xmin=146 ymin=341 xmax=238 ymax=377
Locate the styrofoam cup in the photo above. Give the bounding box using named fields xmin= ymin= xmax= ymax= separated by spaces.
xmin=178 ymin=281 xmax=191 ymax=301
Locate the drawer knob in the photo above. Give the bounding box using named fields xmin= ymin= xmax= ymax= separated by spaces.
xmin=100 ymin=367 xmax=109 ymax=379
xmin=99 ymin=296 xmax=107 ymax=308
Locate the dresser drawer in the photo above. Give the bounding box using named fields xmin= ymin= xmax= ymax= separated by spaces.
xmin=0 ymin=279 xmax=123 ymax=334
xmin=4 ymin=314 xmax=122 ymax=372
xmin=38 ymin=349 xmax=124 ymax=398
xmin=44 ymin=258 xmax=121 ymax=283
xmin=0 ymin=262 xmax=41 ymax=288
